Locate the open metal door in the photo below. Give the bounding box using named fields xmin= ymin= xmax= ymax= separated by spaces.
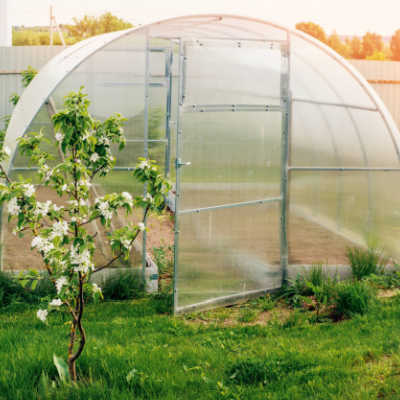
xmin=142 ymin=37 xmax=174 ymax=278
xmin=173 ymin=36 xmax=291 ymax=313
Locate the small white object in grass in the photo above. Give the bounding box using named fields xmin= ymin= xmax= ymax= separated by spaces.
xmin=55 ymin=132 xmax=64 ymax=142
xmin=49 ymin=298 xmax=62 ymax=307
xmin=7 ymin=197 xmax=20 ymax=216
xmin=3 ymin=146 xmax=10 ymax=156
xmin=37 ymin=309 xmax=48 ymax=322
xmin=138 ymin=222 xmax=145 ymax=232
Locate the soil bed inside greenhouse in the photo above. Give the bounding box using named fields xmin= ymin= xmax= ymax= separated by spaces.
xmin=2 ymin=186 xmax=174 ymax=271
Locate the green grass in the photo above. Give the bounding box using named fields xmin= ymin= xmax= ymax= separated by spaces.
xmin=2 ymin=295 xmax=400 ymax=399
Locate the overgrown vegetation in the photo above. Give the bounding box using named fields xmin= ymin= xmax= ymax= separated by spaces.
xmin=346 ymin=246 xmax=383 ymax=280
xmin=102 ymin=270 xmax=145 ymax=301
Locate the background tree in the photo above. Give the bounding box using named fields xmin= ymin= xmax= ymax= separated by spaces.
xmin=295 ymin=21 xmax=327 ymax=43
xmin=66 ymin=12 xmax=133 ymax=41
xmin=390 ymin=29 xmax=400 ymax=61
xmin=348 ymin=36 xmax=364 ymax=59
xmin=362 ymin=32 xmax=384 ymax=58
xmin=327 ymin=32 xmax=349 ymax=58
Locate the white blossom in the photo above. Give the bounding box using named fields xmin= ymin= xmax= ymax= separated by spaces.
xmin=49 ymin=298 xmax=62 ymax=307
xmin=55 ymin=132 xmax=64 ymax=142
xmin=3 ymin=146 xmax=10 ymax=156
xmin=70 ymin=246 xmax=94 ymax=273
xmin=78 ymin=179 xmax=92 ymax=189
xmin=90 ymin=153 xmax=100 ymax=162
xmin=61 ymin=184 xmax=68 ymax=191
xmin=144 ymin=193 xmax=153 ymax=203
xmin=37 ymin=309 xmax=48 ymax=322
xmin=55 ymin=276 xmax=68 ymax=294
xmin=52 ymin=204 xmax=62 ymax=212
xmin=121 ymin=238 xmax=132 ymax=250
xmin=49 ymin=221 xmax=69 ymax=239
xmin=22 ymin=184 xmax=35 ymax=197
xmin=137 ymin=160 xmax=150 ymax=170
xmin=34 ymin=200 xmax=52 ymax=217
xmin=138 ymin=222 xmax=145 ymax=232
xmin=97 ymin=200 xmax=112 ymax=220
xmin=98 ymin=137 xmax=110 ymax=146
xmin=31 ymin=236 xmax=54 ymax=255
xmin=92 ymin=283 xmax=102 ymax=294
xmin=7 ymin=197 xmax=20 ymax=216
xmin=121 ymin=192 xmax=133 ymax=205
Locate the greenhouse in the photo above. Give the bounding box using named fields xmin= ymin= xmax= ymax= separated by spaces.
xmin=5 ymin=14 xmax=400 ymax=313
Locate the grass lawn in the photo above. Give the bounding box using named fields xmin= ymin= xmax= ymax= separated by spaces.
xmin=2 ymin=294 xmax=400 ymax=399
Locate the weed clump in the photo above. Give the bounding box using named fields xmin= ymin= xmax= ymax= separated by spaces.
xmin=346 ymin=247 xmax=383 ymax=281
xmin=102 ymin=270 xmax=145 ymax=301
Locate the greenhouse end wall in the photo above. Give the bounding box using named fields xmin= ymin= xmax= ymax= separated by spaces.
xmin=4 ymin=15 xmax=400 ymax=314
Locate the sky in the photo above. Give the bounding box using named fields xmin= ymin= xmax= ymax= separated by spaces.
xmin=7 ymin=0 xmax=400 ymax=36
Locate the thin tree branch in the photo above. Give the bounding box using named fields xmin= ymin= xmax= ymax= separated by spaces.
xmin=93 ymin=204 xmax=150 ymax=274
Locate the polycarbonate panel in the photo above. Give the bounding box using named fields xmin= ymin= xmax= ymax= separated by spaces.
xmin=12 ymin=105 xmax=60 ymax=168
xmin=349 ymin=109 xmax=400 ymax=167
xmin=291 ymin=34 xmax=375 ymax=108
xmin=291 ymin=101 xmax=366 ymax=167
xmin=369 ymin=171 xmax=400 ymax=259
xmin=289 ymin=171 xmax=373 ymax=266
xmin=184 ymin=40 xmax=281 ymax=105
xmin=180 ymin=111 xmax=281 ymax=210
xmin=176 ymin=202 xmax=281 ymax=310
xmin=51 ymin=35 xmax=146 ymax=135
xmin=148 ymin=15 xmax=287 ymax=41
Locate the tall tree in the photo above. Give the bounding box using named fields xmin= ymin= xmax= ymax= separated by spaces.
xmin=362 ymin=32 xmax=384 ymax=58
xmin=348 ymin=36 xmax=364 ymax=59
xmin=295 ymin=22 xmax=327 ymax=43
xmin=327 ymin=32 xmax=349 ymax=57
xmin=390 ymin=29 xmax=400 ymax=61
xmin=66 ymin=12 xmax=133 ymax=41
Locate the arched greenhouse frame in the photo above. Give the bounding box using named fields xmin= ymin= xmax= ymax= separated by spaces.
xmin=5 ymin=14 xmax=400 ymax=313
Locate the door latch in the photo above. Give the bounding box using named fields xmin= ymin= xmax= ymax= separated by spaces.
xmin=176 ymin=158 xmax=191 ymax=168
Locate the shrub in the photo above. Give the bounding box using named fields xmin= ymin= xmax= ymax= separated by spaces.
xmin=102 ymin=270 xmax=145 ymax=300
xmin=0 ymin=271 xmax=29 ymax=306
xmin=151 ymin=291 xmax=173 ymax=314
xmin=346 ymin=247 xmax=382 ymax=280
xmin=0 ymin=271 xmax=55 ymax=307
xmin=333 ymin=281 xmax=375 ymax=320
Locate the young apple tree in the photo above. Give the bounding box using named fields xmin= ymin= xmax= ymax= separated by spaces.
xmin=0 ymin=88 xmax=171 ymax=381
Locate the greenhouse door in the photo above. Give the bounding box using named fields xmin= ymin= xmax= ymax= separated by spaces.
xmin=173 ymin=38 xmax=290 ymax=313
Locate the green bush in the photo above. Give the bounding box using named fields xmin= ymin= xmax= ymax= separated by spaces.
xmin=0 ymin=271 xmax=55 ymax=307
xmin=0 ymin=271 xmax=29 ymax=307
xmin=102 ymin=270 xmax=145 ymax=301
xmin=333 ymin=281 xmax=375 ymax=320
xmin=364 ymin=267 xmax=400 ymax=289
xmin=346 ymin=247 xmax=382 ymax=280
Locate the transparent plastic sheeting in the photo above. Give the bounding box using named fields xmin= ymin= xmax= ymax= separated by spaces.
xmin=176 ymin=202 xmax=281 ymax=310
xmin=4 ymin=15 xmax=400 ymax=313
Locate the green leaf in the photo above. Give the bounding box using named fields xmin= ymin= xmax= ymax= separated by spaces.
xmin=53 ymin=354 xmax=70 ymax=383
